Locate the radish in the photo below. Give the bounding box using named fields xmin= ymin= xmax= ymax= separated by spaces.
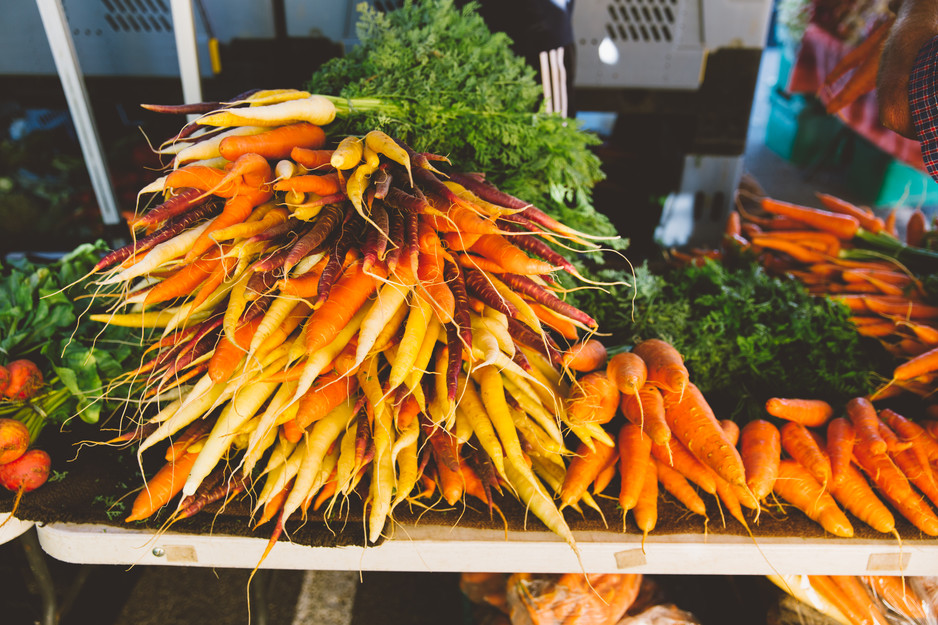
xmin=3 ymin=359 xmax=43 ymax=401
xmin=0 ymin=418 xmax=29 ymax=465
xmin=0 ymin=448 xmax=51 ymax=523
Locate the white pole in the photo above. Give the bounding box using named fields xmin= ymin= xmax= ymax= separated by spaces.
xmin=35 ymin=0 xmax=121 ymax=226
xmin=170 ymin=0 xmax=203 ymax=121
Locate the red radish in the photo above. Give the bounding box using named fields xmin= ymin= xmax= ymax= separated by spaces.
xmin=3 ymin=360 xmax=43 ymax=401
xmin=0 ymin=365 xmax=9 ymax=395
xmin=0 ymin=448 xmax=50 ymax=524
xmin=0 ymin=419 xmax=30 ymax=465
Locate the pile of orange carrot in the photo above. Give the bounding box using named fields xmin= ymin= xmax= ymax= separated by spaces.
xmin=90 ymin=88 xmax=616 ymax=552
xmin=771 ymin=574 xmax=936 ymax=625
xmin=717 ymin=191 xmax=938 ymax=402
xmin=559 ymin=334 xmax=938 ymax=540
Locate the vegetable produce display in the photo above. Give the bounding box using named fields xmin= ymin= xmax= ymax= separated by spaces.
xmin=770 ymin=573 xmax=938 ymax=625
xmin=86 ymin=87 xmax=619 ymax=555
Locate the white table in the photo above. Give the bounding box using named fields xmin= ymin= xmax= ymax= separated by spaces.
xmin=35 ymin=521 xmax=938 ymax=576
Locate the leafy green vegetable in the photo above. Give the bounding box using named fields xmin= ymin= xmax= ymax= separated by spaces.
xmin=0 ymin=242 xmax=143 ymax=428
xmin=307 ymin=0 xmax=617 ymax=242
xmin=621 ymin=259 xmax=894 ymax=422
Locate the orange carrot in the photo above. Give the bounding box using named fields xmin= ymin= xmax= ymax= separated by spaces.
xmin=218 ymin=122 xmax=325 ymax=161
xmin=592 ymin=452 xmax=619 ymax=496
xmin=272 ymin=172 xmax=341 ymax=195
xmin=709 ymin=467 xmax=749 ymax=527
xmin=631 ymin=338 xmax=689 ymax=395
xmin=846 ymin=397 xmax=887 ymax=455
xmin=618 ymin=423 xmax=653 ymax=512
xmin=826 ymin=417 xmax=855 ymax=487
xmin=891 ymin=446 xmax=938 ymax=508
xmin=879 ymin=408 xmax=938 ymax=465
xmin=305 ymin=262 xmax=380 ymax=354
xmin=878 ymin=421 xmax=912 ymax=453
xmin=765 ymin=397 xmax=834 ymax=427
xmin=655 ymin=458 xmax=708 ymax=517
xmin=143 ymin=251 xmax=221 ymax=306
xmin=526 ymin=301 xmax=578 ymax=341
xmin=740 ymin=419 xmax=780 ymax=501
xmin=207 ymin=315 xmax=264 ymax=383
xmin=662 ymin=382 xmax=748 ymax=490
xmin=620 ymin=385 xmax=671 ymax=446
xmin=566 ymin=371 xmax=619 ymax=425
xmin=651 ymin=437 xmax=717 ymax=495
xmin=863 ymin=576 xmax=928 ymax=622
xmin=468 ymin=234 xmax=558 ymax=275
xmin=863 ymin=296 xmax=938 ymax=320
xmin=894 ymin=345 xmax=938 ymax=382
xmin=760 ymin=197 xmax=860 ymax=240
xmin=781 ymin=421 xmax=832 ymax=487
xmin=830 ymin=576 xmax=891 ymax=625
xmin=283 ymin=373 xmax=359 ymax=443
xmin=829 ymin=460 xmax=895 ymax=534
xmin=125 ymin=451 xmax=200 ymax=522
xmin=774 ymin=460 xmax=853 ymax=537
xmin=816 ymin=193 xmax=885 ymax=233
xmin=853 ymin=442 xmax=938 ymax=536
xmin=560 ymin=440 xmax=617 ymax=509
xmin=416 ymin=251 xmax=455 ymax=324
xmin=750 ymin=235 xmax=833 ymax=263
xmin=187 ymin=188 xmax=273 ymax=263
xmin=561 ymin=339 xmax=607 ymax=373
xmin=290 ymin=147 xmax=335 ymax=170
xmin=632 ymin=458 xmax=658 ymax=537
xmin=808 ymin=576 xmax=877 ymax=625
xmin=606 ymin=351 xmax=648 ymax=396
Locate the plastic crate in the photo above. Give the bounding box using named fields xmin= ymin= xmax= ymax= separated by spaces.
xmin=764 ymin=88 xmax=844 ymax=167
xmin=847 ymin=135 xmax=938 ymax=207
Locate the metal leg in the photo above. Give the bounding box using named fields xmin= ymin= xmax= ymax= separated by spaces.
xmin=19 ymin=527 xmax=57 ymax=625
xmin=250 ymin=568 xmax=269 ymax=625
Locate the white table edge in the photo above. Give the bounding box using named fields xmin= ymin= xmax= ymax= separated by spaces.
xmin=33 ymin=521 xmax=938 ymax=575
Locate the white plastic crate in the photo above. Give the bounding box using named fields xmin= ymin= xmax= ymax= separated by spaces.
xmin=572 ymin=0 xmax=773 ymax=89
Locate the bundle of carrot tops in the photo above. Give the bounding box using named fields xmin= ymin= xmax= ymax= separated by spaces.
xmin=87 ymin=88 xmax=622 ymax=554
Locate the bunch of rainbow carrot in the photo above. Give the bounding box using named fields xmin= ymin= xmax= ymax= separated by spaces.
xmin=89 ymin=88 xmax=613 ymax=551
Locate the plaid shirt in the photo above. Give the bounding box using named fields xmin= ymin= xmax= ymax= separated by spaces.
xmin=910 ymin=35 xmax=938 ymax=182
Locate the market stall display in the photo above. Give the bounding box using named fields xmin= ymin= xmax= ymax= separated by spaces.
xmin=6 ymin=2 xmax=938 ymax=624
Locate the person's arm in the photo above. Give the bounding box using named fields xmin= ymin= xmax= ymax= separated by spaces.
xmin=877 ymin=0 xmax=938 ymax=139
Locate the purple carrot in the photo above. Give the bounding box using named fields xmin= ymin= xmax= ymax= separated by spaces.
xmin=507 ymin=317 xmax=562 ymax=364
xmin=132 ymin=187 xmax=208 ymax=229
xmin=385 ymin=186 xmax=430 ymax=215
xmin=384 ymin=208 xmax=405 ymax=271
xmin=250 ymin=245 xmax=292 ymax=274
xmin=495 ymin=273 xmax=597 ymax=328
xmin=241 ymin=294 xmax=273 ymax=324
xmin=372 ymin=165 xmax=392 ymax=199
xmin=96 ymin=199 xmax=219 ymax=272
xmin=400 ymin=206 xmax=419 ymax=277
xmin=511 ymin=346 xmax=533 ymax=373
xmin=142 ymin=101 xmax=225 ymax=115
xmin=246 ymin=269 xmax=280 ymax=301
xmin=498 ymin=219 xmax=577 ymax=273
xmin=443 ymin=261 xmax=472 ymax=351
xmin=354 ymin=408 xmax=374 ymax=468
xmin=362 ymin=200 xmax=389 ymax=271
xmin=175 ymin=470 xmax=251 ymax=521
xmin=421 ymin=413 xmax=460 ymax=473
xmin=463 ymin=269 xmax=518 ymax=317
xmin=444 ymin=322 xmax=462 ymax=403
xmin=315 ymin=210 xmax=360 ymax=306
xmin=283 ymin=202 xmax=346 ymax=273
